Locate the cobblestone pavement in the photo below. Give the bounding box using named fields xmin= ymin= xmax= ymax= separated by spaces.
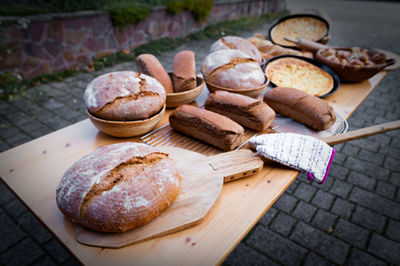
xmin=1 ymin=1 xmax=400 ymax=265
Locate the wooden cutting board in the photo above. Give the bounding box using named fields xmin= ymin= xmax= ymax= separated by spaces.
xmin=75 ymin=146 xmax=263 ymax=248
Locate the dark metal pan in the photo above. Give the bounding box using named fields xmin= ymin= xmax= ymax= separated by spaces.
xmin=263 ymin=54 xmax=340 ymax=98
xmin=268 ymin=14 xmax=330 ymax=49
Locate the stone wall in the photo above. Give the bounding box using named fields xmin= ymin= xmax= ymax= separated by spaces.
xmin=0 ymin=0 xmax=285 ymax=78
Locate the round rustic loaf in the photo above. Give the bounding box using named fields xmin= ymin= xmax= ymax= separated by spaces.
xmin=56 ymin=142 xmax=181 ymax=233
xmin=201 ymin=49 xmax=265 ymax=90
xmin=210 ymin=36 xmax=263 ymax=64
xmin=83 ymin=71 xmax=166 ymax=121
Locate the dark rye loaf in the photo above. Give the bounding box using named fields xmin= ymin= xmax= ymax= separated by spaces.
xmin=263 ymin=87 xmax=336 ymax=131
xmin=205 ymin=91 xmax=276 ymax=132
xmin=169 ymin=105 xmax=245 ymax=151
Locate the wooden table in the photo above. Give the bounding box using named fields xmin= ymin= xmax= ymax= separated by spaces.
xmin=0 ymin=72 xmax=386 ymax=265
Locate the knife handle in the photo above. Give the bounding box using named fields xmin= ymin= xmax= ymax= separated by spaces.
xmin=323 ymin=120 xmax=400 ymax=146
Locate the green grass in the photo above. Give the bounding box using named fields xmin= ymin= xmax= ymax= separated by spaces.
xmin=0 ymin=10 xmax=289 ymax=101
xmin=103 ymin=1 xmax=152 ymax=28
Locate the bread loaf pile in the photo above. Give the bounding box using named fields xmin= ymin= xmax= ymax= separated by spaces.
xmin=67 ymin=31 xmax=340 ymax=235
xmin=136 ymin=50 xmax=197 ymax=93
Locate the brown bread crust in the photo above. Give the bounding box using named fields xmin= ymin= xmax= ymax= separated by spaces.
xmin=201 ymin=49 xmax=265 ymax=90
xmin=205 ymin=91 xmax=276 ymax=132
xmin=56 ymin=143 xmax=181 ymax=233
xmin=263 ymin=87 xmax=336 ymax=131
xmin=169 ymin=105 xmax=244 ymax=151
xmin=84 ymin=71 xmax=166 ymax=121
xmin=210 ymin=36 xmax=263 ymax=64
xmin=136 ymin=54 xmax=173 ymax=93
xmin=173 ymin=50 xmax=196 ymax=92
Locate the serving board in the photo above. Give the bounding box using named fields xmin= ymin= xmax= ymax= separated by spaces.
xmin=76 ymin=147 xmax=263 ymax=248
xmin=0 ymin=71 xmax=388 ymax=265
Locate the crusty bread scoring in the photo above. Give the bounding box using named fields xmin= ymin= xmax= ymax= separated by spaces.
xmin=56 ymin=142 xmax=181 ymax=233
xmin=264 ymin=87 xmax=336 ymax=131
xmin=210 ymin=36 xmax=263 ymax=64
xmin=136 ymin=54 xmax=174 ymax=93
xmin=169 ymin=105 xmax=244 ymax=151
xmin=173 ymin=50 xmax=196 ymax=92
xmin=201 ymin=49 xmax=265 ymax=90
xmin=83 ymin=71 xmax=166 ymax=121
xmin=205 ymin=91 xmax=276 ymax=132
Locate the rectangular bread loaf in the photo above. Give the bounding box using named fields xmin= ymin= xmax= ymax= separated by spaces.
xmin=173 ymin=50 xmax=196 ymax=92
xmin=263 ymin=87 xmax=336 ymax=131
xmin=169 ymin=105 xmax=245 ymax=151
xmin=205 ymin=91 xmax=276 ymax=132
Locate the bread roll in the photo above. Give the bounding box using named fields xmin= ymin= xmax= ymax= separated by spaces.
xmin=169 ymin=105 xmax=244 ymax=151
xmin=201 ymin=49 xmax=265 ymax=90
xmin=263 ymin=87 xmax=336 ymax=131
xmin=173 ymin=50 xmax=196 ymax=92
xmin=205 ymin=91 xmax=276 ymax=132
xmin=210 ymin=36 xmax=263 ymax=64
xmin=56 ymin=142 xmax=181 ymax=233
xmin=136 ymin=54 xmax=173 ymax=93
xmin=83 ymin=71 xmax=166 ymax=121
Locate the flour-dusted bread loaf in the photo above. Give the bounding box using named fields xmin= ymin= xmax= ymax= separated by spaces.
xmin=56 ymin=142 xmax=181 ymax=233
xmin=205 ymin=91 xmax=276 ymax=132
xmin=263 ymin=87 xmax=336 ymax=131
xmin=210 ymin=36 xmax=263 ymax=64
xmin=83 ymin=71 xmax=166 ymax=121
xmin=136 ymin=54 xmax=173 ymax=93
xmin=173 ymin=50 xmax=196 ymax=92
xmin=169 ymin=105 xmax=244 ymax=151
xmin=201 ymin=49 xmax=265 ymax=90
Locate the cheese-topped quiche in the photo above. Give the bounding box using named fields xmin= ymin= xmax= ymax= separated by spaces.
xmin=271 ymin=17 xmax=328 ymax=47
xmin=265 ymin=57 xmax=333 ymax=96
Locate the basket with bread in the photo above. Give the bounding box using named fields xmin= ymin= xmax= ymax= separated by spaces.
xmin=84 ymin=71 xmax=167 ymax=138
xmin=136 ymin=51 xmax=205 ymax=108
xmin=200 ymin=36 xmax=270 ymax=98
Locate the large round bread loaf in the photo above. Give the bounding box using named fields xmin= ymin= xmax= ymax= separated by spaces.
xmin=201 ymin=49 xmax=265 ymax=90
xmin=83 ymin=71 xmax=166 ymax=121
xmin=210 ymin=36 xmax=263 ymax=64
xmin=56 ymin=142 xmax=181 ymax=233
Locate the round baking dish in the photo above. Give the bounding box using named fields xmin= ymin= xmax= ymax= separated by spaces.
xmin=87 ymin=104 xmax=166 ymax=138
xmin=268 ymin=14 xmax=330 ymax=49
xmin=264 ymin=55 xmax=340 ymax=98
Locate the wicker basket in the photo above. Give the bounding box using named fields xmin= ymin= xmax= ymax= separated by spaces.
xmin=316 ymin=47 xmax=395 ymax=82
